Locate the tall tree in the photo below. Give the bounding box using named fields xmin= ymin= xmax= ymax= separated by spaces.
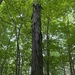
xmin=16 ymin=24 xmax=22 ymax=75
xmin=67 ymin=16 xmax=74 ymax=75
xmin=31 ymin=0 xmax=43 ymax=75
xmin=46 ymin=18 xmax=50 ymax=75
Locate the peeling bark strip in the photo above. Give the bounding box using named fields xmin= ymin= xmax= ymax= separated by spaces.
xmin=31 ymin=4 xmax=43 ymax=75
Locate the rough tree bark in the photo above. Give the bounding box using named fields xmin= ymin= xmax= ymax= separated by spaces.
xmin=31 ymin=1 xmax=43 ymax=75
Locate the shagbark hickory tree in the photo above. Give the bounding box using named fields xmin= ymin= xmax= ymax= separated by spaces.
xmin=31 ymin=0 xmax=43 ymax=75
xmin=0 ymin=0 xmax=75 ymax=75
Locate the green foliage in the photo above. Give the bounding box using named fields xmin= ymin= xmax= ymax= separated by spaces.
xmin=0 ymin=0 xmax=75 ymax=75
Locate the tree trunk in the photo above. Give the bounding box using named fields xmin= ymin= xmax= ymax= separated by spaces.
xmin=67 ymin=15 xmax=73 ymax=75
xmin=68 ymin=45 xmax=73 ymax=75
xmin=63 ymin=66 xmax=66 ymax=75
xmin=46 ymin=18 xmax=50 ymax=75
xmin=31 ymin=3 xmax=43 ymax=75
xmin=16 ymin=27 xmax=21 ymax=75
xmin=72 ymin=60 xmax=75 ymax=75
xmin=16 ymin=36 xmax=20 ymax=75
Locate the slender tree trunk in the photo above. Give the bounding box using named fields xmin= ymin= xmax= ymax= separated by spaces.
xmin=68 ymin=46 xmax=73 ymax=75
xmin=63 ymin=66 xmax=66 ymax=75
xmin=72 ymin=60 xmax=75 ymax=75
xmin=61 ymin=61 xmax=66 ymax=75
xmin=16 ymin=26 xmax=22 ymax=75
xmin=20 ymin=55 xmax=24 ymax=75
xmin=31 ymin=2 xmax=43 ymax=75
xmin=46 ymin=18 xmax=50 ymax=75
xmin=14 ymin=13 xmax=23 ymax=75
xmin=66 ymin=15 xmax=74 ymax=75
xmin=16 ymin=35 xmax=20 ymax=75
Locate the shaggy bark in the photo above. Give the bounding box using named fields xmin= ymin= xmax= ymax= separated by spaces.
xmin=31 ymin=4 xmax=43 ymax=75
